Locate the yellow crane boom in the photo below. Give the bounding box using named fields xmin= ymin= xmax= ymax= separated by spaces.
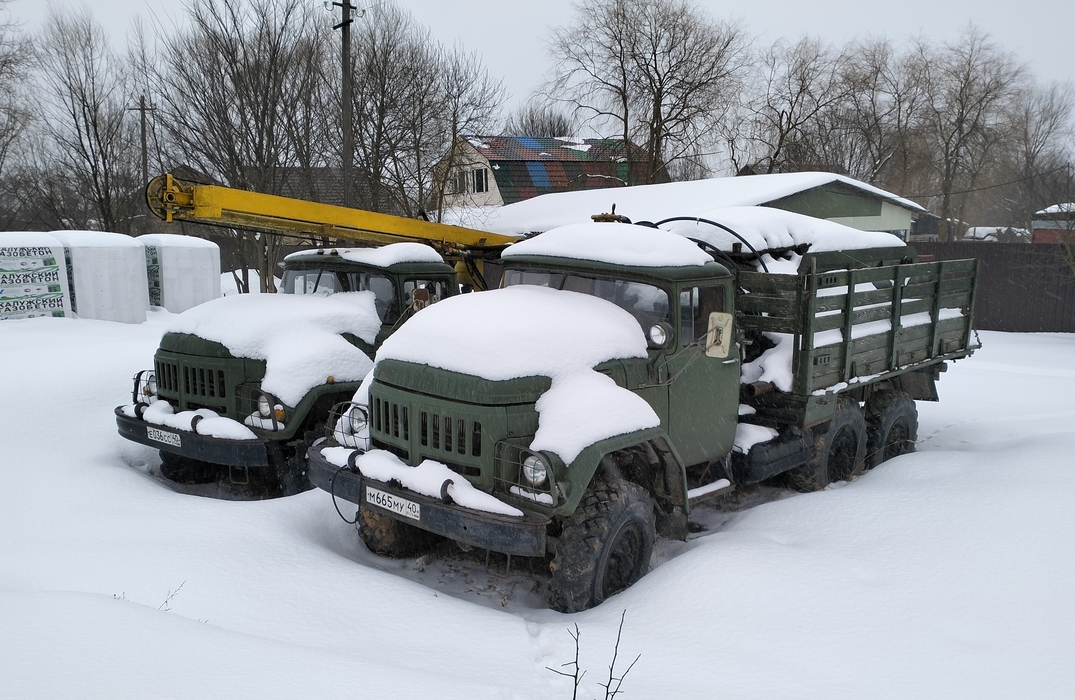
xmin=145 ymin=173 xmax=515 ymax=257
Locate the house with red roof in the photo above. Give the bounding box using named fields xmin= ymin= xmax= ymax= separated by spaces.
xmin=436 ymin=136 xmax=642 ymax=210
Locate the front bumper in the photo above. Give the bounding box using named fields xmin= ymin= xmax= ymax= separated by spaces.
xmin=115 ymin=406 xmax=272 ymax=467
xmin=307 ymin=446 xmax=549 ymax=557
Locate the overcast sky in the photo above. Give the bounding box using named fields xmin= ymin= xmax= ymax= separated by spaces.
xmin=7 ymin=0 xmax=1074 ymax=112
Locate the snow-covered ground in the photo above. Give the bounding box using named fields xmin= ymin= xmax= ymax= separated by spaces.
xmin=1 ymin=314 xmax=1073 ymax=699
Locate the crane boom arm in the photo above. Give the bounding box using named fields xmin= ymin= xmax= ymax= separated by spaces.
xmin=146 ymin=174 xmax=515 ymax=255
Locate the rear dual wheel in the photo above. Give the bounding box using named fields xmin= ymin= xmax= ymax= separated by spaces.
xmin=783 ymin=396 xmax=866 ymax=492
xmin=864 ymin=391 xmax=918 ymax=469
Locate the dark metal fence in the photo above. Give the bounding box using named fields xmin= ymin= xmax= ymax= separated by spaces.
xmin=913 ymin=243 xmax=1075 ymax=333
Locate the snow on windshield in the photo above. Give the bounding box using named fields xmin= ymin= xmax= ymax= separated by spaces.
xmin=375 ymin=285 xmax=660 ymax=464
xmin=168 ymin=292 xmax=381 ymax=406
xmin=284 ymin=242 xmax=443 ymax=267
xmin=501 ymin=222 xmax=712 ymax=267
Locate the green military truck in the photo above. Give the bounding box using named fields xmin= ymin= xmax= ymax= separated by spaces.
xmin=115 ymin=243 xmax=459 ymax=496
xmin=307 ymin=215 xmax=979 ymax=611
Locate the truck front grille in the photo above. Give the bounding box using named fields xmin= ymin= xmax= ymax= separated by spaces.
xmin=371 ymin=396 xmax=484 ymax=469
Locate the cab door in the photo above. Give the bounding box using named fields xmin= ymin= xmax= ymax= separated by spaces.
xmin=664 ymin=283 xmax=739 ymax=467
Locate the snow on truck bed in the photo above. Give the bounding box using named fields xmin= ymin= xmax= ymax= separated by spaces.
xmin=500 ymin=210 xmax=904 ymax=268
xmin=167 ymin=292 xmax=381 ymax=406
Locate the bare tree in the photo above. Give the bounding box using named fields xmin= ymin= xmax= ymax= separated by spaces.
xmin=504 ymin=99 xmax=576 ymax=137
xmin=549 ymin=0 xmax=748 ymax=183
xmin=31 ymin=7 xmax=139 ymax=233
xmin=0 ymin=1 xmax=30 ymax=182
xmin=911 ymin=27 xmax=1024 ymax=240
xmin=422 ymin=44 xmax=505 ymax=216
xmin=152 ymin=0 xmax=326 ymax=290
xmin=731 ymin=38 xmax=851 ymax=175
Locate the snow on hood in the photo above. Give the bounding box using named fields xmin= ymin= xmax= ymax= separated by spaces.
xmin=501 ymin=222 xmax=713 ymax=267
xmin=284 ymin=242 xmax=443 ymax=267
xmin=168 ymin=292 xmax=381 ymax=406
xmin=661 ymin=206 xmax=905 ymax=254
xmin=376 ymin=285 xmax=660 ymax=464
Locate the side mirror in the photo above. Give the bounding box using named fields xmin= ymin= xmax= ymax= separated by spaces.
xmin=647 ymin=321 xmax=675 ymax=350
xmin=705 ymin=312 xmax=734 ymax=358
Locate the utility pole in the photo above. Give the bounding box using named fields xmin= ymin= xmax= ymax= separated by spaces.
xmin=329 ymin=1 xmax=356 ymax=209
xmin=126 ymin=94 xmax=154 ymax=186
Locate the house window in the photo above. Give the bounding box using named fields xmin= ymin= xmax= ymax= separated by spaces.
xmin=473 ymin=167 xmax=489 ymax=193
xmin=452 ymin=170 xmax=468 ymax=194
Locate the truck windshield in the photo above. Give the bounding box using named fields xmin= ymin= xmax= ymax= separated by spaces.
xmin=279 ymin=268 xmax=399 ymax=323
xmin=502 ymin=268 xmax=671 ymax=331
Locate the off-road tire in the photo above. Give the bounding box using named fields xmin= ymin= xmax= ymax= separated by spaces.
xmin=358 ymin=505 xmax=440 ymax=558
xmin=546 ymin=480 xmax=655 ymax=613
xmin=783 ymin=396 xmax=866 ymax=492
xmin=158 ymin=451 xmax=220 ymax=484
xmin=864 ymin=391 xmax=918 ymax=469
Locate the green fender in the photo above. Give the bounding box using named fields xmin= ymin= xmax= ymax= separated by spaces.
xmin=549 ymin=426 xmax=688 ymax=517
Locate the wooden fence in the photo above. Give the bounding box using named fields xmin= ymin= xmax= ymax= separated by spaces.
xmin=914 ymin=243 xmax=1075 ymax=333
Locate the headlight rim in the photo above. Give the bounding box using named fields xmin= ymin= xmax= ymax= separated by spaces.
xmin=521 ymin=452 xmax=550 ymax=488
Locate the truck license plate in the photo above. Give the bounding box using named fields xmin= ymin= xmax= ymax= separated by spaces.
xmin=366 ymin=486 xmax=420 ymax=521
xmin=146 ymin=427 xmax=181 ymax=448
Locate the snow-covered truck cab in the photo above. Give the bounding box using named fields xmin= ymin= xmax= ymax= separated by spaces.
xmin=115 ymin=243 xmax=458 ymax=497
xmin=307 ymin=214 xmax=979 ymax=611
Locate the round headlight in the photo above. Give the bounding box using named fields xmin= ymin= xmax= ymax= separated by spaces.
xmin=521 ymin=453 xmax=549 ymax=487
xmin=349 ymin=406 xmax=368 ymax=434
xmin=257 ymin=394 xmax=272 ymax=418
xmin=146 ymin=373 xmax=157 ymax=396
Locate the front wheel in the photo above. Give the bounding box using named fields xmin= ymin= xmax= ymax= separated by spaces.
xmin=547 ymin=479 xmax=655 ymax=613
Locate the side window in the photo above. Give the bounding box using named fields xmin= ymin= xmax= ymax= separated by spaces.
xmin=368 ymin=275 xmax=398 ymax=323
xmin=680 ymin=286 xmax=725 ymax=346
xmin=403 ymin=279 xmax=449 ymax=309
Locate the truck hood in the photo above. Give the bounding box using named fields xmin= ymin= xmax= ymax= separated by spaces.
xmin=373 ymin=286 xmax=660 ymax=464
xmin=164 ymin=292 xmax=380 ymax=406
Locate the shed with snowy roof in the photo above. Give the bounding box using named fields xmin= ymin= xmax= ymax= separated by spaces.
xmin=1031 ymin=203 xmax=1075 ymax=243
xmin=472 ymin=171 xmax=925 ymax=240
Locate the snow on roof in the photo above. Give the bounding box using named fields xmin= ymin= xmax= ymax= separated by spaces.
xmin=482 ymin=172 xmax=924 ymax=236
xmin=0 ymin=231 xmax=65 ymax=249
xmin=662 ymin=206 xmax=906 ymax=254
xmin=168 ymin=292 xmax=381 ymax=406
xmin=376 ymin=285 xmax=659 ymax=464
xmin=137 ymin=234 xmax=220 ymax=249
xmin=501 ymin=222 xmax=713 ymax=267
xmin=284 ymin=242 xmax=443 ymax=267
xmin=1035 ymin=203 xmax=1075 ymax=216
xmin=48 ymin=230 xmax=145 ymax=248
